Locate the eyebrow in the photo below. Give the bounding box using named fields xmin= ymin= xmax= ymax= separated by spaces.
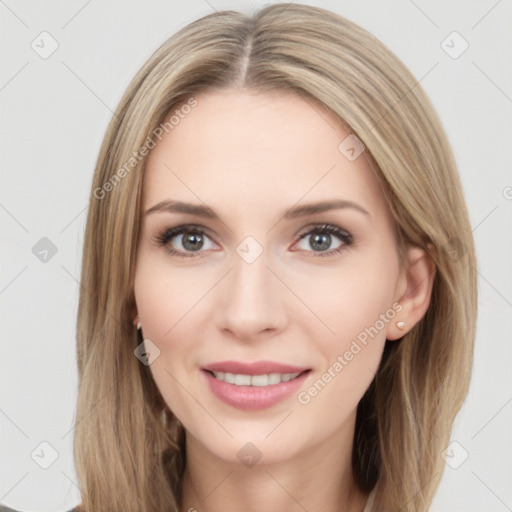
xmin=145 ymin=199 xmax=370 ymax=219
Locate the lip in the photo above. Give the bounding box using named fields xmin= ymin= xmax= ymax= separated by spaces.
xmin=202 ymin=366 xmax=311 ymax=411
xmin=202 ymin=360 xmax=310 ymax=375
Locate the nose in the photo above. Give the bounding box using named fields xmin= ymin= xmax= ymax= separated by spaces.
xmin=214 ymin=247 xmax=288 ymax=342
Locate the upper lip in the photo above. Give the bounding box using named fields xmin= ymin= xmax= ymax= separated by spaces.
xmin=202 ymin=360 xmax=311 ymax=376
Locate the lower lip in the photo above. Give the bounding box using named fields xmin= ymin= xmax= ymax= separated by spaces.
xmin=202 ymin=370 xmax=310 ymax=410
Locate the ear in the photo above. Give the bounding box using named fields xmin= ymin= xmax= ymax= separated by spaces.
xmin=386 ymin=245 xmax=436 ymax=341
xmin=128 ymin=299 xmax=140 ymax=328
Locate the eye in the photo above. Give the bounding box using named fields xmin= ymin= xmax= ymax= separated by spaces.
xmin=153 ymin=225 xmax=217 ymax=258
xmin=152 ymin=223 xmax=353 ymax=259
xmin=293 ymin=223 xmax=353 ymax=257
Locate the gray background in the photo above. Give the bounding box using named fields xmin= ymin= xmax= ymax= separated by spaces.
xmin=1 ymin=1 xmax=511 ymax=510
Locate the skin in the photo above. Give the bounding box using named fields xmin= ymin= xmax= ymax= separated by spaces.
xmin=133 ymin=89 xmax=435 ymax=512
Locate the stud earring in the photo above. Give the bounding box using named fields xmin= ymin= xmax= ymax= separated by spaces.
xmin=396 ymin=321 xmax=405 ymax=330
xmin=137 ymin=321 xmax=142 ymax=330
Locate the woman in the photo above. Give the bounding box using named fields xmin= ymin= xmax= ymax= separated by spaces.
xmin=21 ymin=3 xmax=479 ymax=511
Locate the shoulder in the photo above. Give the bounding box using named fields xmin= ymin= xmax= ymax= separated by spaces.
xmin=0 ymin=505 xmax=82 ymax=512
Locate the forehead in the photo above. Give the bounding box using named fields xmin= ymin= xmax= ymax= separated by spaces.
xmin=142 ymin=89 xmax=386 ymax=219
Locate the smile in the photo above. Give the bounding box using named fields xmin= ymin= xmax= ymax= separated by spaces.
xmin=208 ymin=370 xmax=303 ymax=387
xmin=202 ymin=368 xmax=311 ymax=410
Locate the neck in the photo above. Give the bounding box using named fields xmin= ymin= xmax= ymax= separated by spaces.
xmin=179 ymin=414 xmax=367 ymax=512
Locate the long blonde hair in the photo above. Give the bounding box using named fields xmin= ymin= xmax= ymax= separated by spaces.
xmin=74 ymin=4 xmax=477 ymax=511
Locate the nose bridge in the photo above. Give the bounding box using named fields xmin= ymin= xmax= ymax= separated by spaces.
xmin=232 ymin=247 xmax=270 ymax=299
xmin=215 ymin=240 xmax=287 ymax=337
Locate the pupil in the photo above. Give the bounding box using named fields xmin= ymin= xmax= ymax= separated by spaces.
xmin=183 ymin=233 xmax=203 ymax=251
xmin=311 ymin=233 xmax=330 ymax=251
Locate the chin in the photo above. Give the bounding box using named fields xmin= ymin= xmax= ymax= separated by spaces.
xmin=188 ymin=424 xmax=304 ymax=467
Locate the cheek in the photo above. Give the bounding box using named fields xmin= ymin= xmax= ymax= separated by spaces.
xmin=295 ymin=273 xmax=393 ymax=426
xmin=133 ymin=259 xmax=211 ymax=400
xmin=293 ymin=250 xmax=399 ymax=406
xmin=134 ymin=263 xmax=199 ymax=422
xmin=134 ymin=260 xmax=210 ymax=341
xmin=296 ymin=254 xmax=399 ymax=346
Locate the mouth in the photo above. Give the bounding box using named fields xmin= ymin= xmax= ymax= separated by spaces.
xmin=201 ymin=359 xmax=311 ymax=376
xmin=200 ymin=361 xmax=312 ymax=410
xmin=203 ymin=369 xmax=310 ymax=387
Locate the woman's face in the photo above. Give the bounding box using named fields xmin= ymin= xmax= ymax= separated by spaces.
xmin=134 ymin=89 xmax=406 ymax=465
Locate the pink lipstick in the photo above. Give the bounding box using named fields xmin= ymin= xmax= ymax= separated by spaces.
xmin=201 ymin=360 xmax=311 ymax=410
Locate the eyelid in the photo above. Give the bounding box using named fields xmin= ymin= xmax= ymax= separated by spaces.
xmin=153 ymin=222 xmax=353 ymax=258
xmin=152 ymin=224 xmax=220 ymax=257
xmin=296 ymin=223 xmax=352 ymax=240
xmin=291 ymin=223 xmax=353 ymax=256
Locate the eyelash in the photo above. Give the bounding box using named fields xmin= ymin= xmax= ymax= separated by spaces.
xmin=152 ymin=223 xmax=353 ymax=259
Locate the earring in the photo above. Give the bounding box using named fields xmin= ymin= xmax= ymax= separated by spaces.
xmin=136 ymin=321 xmax=142 ymax=330
xmin=396 ymin=321 xmax=405 ymax=330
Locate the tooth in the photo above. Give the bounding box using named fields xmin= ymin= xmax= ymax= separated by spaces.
xmin=211 ymin=371 xmax=302 ymax=386
xmin=234 ymin=374 xmax=251 ymax=386
xmin=212 ymin=371 xmax=224 ymax=381
xmin=251 ymin=374 xmax=270 ymax=386
xmin=281 ymin=372 xmax=300 ymax=382
xmin=224 ymin=372 xmax=235 ymax=384
xmin=268 ymin=373 xmax=282 ymax=385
